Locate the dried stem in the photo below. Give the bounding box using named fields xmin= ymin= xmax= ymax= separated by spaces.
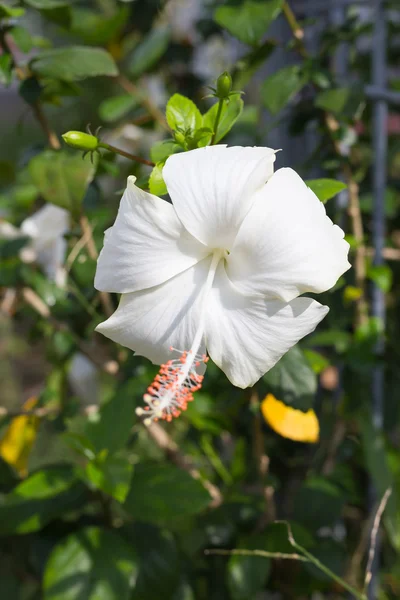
xmin=79 ymin=216 xmax=114 ymax=318
xmin=117 ymin=74 xmax=169 ymax=130
xmin=364 ymin=488 xmax=392 ymax=592
xmin=204 ymin=548 xmax=308 ymax=562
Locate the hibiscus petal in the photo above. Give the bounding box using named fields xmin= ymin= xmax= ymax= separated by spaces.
xmin=95 ymin=176 xmax=209 ymax=294
xmin=205 ymin=264 xmax=329 ymax=388
xmin=21 ymin=204 xmax=69 ymax=242
xmin=163 ymin=145 xmax=276 ymax=249
xmin=96 ymin=256 xmax=212 ymax=364
xmin=227 ymin=168 xmax=351 ymax=302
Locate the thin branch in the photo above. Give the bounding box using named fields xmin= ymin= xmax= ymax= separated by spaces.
xmin=147 ymin=422 xmax=223 ymax=508
xmin=364 ymin=488 xmax=392 ymax=592
xmin=98 ymin=142 xmax=155 ymax=166
xmin=204 ymin=548 xmax=309 ymax=562
xmin=31 ymin=102 xmax=61 ymax=150
xmin=79 ymin=215 xmax=114 ymax=318
xmin=117 ymin=74 xmax=169 ymax=130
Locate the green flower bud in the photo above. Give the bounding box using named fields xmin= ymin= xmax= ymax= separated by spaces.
xmin=216 ymin=71 xmax=232 ymax=99
xmin=62 ymin=131 xmax=99 ymax=151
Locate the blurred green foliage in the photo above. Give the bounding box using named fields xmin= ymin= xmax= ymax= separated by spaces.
xmin=0 ymin=0 xmax=400 ymax=599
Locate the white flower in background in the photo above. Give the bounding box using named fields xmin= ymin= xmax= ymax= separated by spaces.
xmin=95 ymin=146 xmax=350 ymax=425
xmin=163 ymin=0 xmax=204 ymax=43
xmin=0 ymin=204 xmax=69 ymax=287
xmin=68 ymin=352 xmax=99 ymax=407
xmin=192 ymin=35 xmax=240 ymax=81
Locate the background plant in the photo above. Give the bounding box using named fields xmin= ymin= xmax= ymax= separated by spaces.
xmin=1 ymin=0 xmax=399 ymax=599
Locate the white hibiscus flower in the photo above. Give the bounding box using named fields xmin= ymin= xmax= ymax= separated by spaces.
xmin=95 ymin=146 xmax=350 ymax=425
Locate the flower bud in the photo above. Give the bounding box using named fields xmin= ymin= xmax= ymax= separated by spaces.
xmin=174 ymin=131 xmax=186 ymax=145
xmin=62 ymin=131 xmax=99 ymax=151
xmin=216 ymin=71 xmax=232 ymax=99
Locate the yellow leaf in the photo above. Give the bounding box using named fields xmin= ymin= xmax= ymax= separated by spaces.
xmin=261 ymin=393 xmax=319 ymax=443
xmin=0 ymin=397 xmax=40 ymax=476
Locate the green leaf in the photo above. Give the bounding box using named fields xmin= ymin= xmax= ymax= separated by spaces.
xmin=305 ymin=178 xmax=347 ymax=203
xmin=214 ymin=0 xmax=283 ymax=46
xmin=29 ymin=150 xmax=97 ymax=217
xmin=19 ymin=76 xmax=43 ymax=105
xmin=128 ymin=26 xmax=170 ymax=78
xmin=149 ymin=163 xmax=167 ymax=196
xmin=124 ymin=463 xmax=211 ymax=524
xmin=85 ymin=380 xmax=138 ymax=455
xmin=202 ymin=96 xmax=244 ymax=144
xmin=0 ymin=466 xmax=85 ymax=535
xmin=43 ymin=527 xmax=138 ymax=600
xmin=70 ymin=6 xmax=129 ymax=45
xmin=292 ymin=477 xmax=345 ymax=531
xmin=166 ymin=93 xmax=202 ymax=132
xmin=150 ymin=140 xmax=182 ymax=163
xmin=84 ymin=455 xmax=133 ymax=503
xmin=24 ymin=0 xmax=69 ymax=7
xmin=261 ymin=65 xmax=305 ymax=114
xmin=227 ymin=534 xmax=271 ymax=600
xmin=0 ymin=53 xmax=12 ymax=86
xmin=315 ymin=87 xmax=350 ymax=113
xmin=99 ymin=94 xmax=139 ymax=123
xmin=367 ymin=264 xmax=393 ymax=293
xmin=127 ymin=524 xmax=181 ymax=600
xmin=9 ymin=26 xmax=33 ymax=53
xmin=31 ymin=46 xmax=118 ymax=82
xmin=263 ymin=345 xmax=317 ymax=411
xmin=0 ymin=3 xmax=24 ymax=18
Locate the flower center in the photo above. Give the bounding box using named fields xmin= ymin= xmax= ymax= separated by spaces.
xmin=136 ymin=250 xmax=223 ymax=426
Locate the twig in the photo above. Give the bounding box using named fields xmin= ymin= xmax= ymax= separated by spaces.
xmin=210 ymin=98 xmax=224 ymax=145
xmin=147 ymin=422 xmax=223 ymax=508
xmin=364 ymin=488 xmax=392 ymax=592
xmin=283 ymin=2 xmax=305 ymax=45
xmin=31 ymin=103 xmax=61 ymax=150
xmin=204 ymin=548 xmax=308 ymax=562
xmin=21 ymin=287 xmax=118 ymax=375
xmin=117 ymin=74 xmax=169 ymax=130
xmin=98 ymin=142 xmax=155 ymax=166
xmin=79 ymin=215 xmax=114 ymax=318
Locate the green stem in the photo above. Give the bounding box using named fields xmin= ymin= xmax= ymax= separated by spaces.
xmin=210 ymin=98 xmax=224 ymax=145
xmin=204 ymin=548 xmax=308 ymax=562
xmin=284 ymin=523 xmax=366 ymax=600
xmin=98 ymin=142 xmax=154 ymax=166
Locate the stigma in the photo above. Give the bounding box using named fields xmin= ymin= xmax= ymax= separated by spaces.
xmin=136 ymin=347 xmax=209 ymax=426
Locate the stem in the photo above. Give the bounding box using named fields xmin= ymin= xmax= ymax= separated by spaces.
xmin=204 ymin=548 xmax=309 ymax=562
xmin=211 ymin=98 xmax=224 ymax=145
xmin=98 ymin=142 xmax=154 ymax=166
xmin=283 ymin=522 xmax=366 ymax=600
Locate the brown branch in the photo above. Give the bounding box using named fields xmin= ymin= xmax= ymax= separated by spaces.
xmin=117 ymin=74 xmax=169 ymax=131
xmin=79 ymin=215 xmax=114 ymax=318
xmin=364 ymin=488 xmax=392 ymax=592
xmin=147 ymin=421 xmax=223 ymax=508
xmin=205 ymin=548 xmax=308 ymax=561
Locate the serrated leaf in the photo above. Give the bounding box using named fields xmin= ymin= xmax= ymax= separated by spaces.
xmin=261 ymin=65 xmax=305 ymax=114
xmin=31 ymin=46 xmax=118 ymax=82
xmin=0 ymin=466 xmax=85 ymax=534
xmin=214 ymin=0 xmax=283 ymax=46
xmin=202 ymin=96 xmax=244 ymax=144
xmin=29 ymin=150 xmax=97 ymax=217
xmin=43 ymin=527 xmax=138 ymax=600
xmin=263 ymin=345 xmax=317 ymax=411
xmin=149 ymin=163 xmax=167 ymax=196
xmin=166 ymin=93 xmax=202 ymax=132
xmin=99 ymin=94 xmax=139 ymax=122
xmin=124 ymin=463 xmax=211 ymax=524
xmin=128 ymin=26 xmax=170 ymax=78
xmin=306 ymin=178 xmax=347 ymax=203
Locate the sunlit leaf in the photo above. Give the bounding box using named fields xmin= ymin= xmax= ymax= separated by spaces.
xmin=306 ymin=178 xmax=347 ymax=203
xmin=0 ymin=396 xmax=40 ymax=476
xmin=261 ymin=394 xmax=319 ymax=443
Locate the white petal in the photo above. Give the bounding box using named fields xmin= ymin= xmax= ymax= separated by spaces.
xmin=227 ymin=168 xmax=351 ymax=302
xmin=205 ymin=264 xmax=329 ymax=388
xmin=163 ymin=145 xmax=276 ymax=249
xmin=96 ymin=256 xmax=211 ymax=364
xmin=0 ymin=221 xmax=22 ymax=240
xmin=21 ymin=204 xmax=69 ymax=242
xmin=94 ymin=176 xmax=209 ymax=294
